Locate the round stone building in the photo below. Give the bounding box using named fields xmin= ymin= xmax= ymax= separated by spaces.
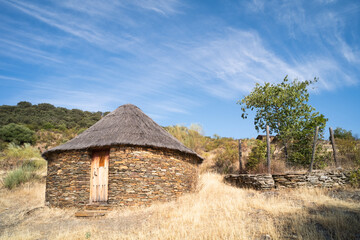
xmin=42 ymin=104 xmax=203 ymax=209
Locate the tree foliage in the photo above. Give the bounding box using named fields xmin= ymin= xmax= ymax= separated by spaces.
xmin=333 ymin=127 xmax=355 ymax=140
xmin=0 ymin=123 xmax=36 ymax=145
xmin=334 ymin=127 xmax=360 ymax=166
xmin=0 ymin=101 xmax=109 ymax=131
xmin=238 ymin=76 xmax=328 ymax=166
xmin=246 ymin=140 xmax=267 ymax=171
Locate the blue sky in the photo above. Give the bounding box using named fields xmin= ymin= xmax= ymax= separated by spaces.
xmin=0 ymin=0 xmax=359 ymax=139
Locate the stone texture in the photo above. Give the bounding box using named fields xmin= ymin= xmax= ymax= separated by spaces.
xmin=224 ymin=170 xmax=352 ymax=190
xmin=46 ymin=146 xmax=199 ymax=208
xmin=225 ymin=174 xmax=274 ymax=190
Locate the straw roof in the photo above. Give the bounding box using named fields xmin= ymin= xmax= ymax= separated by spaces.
xmin=43 ymin=104 xmax=202 ymax=161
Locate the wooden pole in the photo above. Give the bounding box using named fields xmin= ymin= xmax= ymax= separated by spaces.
xmin=329 ymin=127 xmax=339 ymax=168
xmin=309 ymin=126 xmax=319 ymax=172
xmin=266 ymin=125 xmax=271 ymax=174
xmin=238 ymin=139 xmax=243 ymax=173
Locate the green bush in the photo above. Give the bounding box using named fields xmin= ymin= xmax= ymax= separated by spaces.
xmin=0 ymin=123 xmax=36 ymax=145
xmin=22 ymin=159 xmax=46 ymax=170
xmin=349 ymin=169 xmax=360 ymax=188
xmin=246 ymin=140 xmax=267 ymax=171
xmin=3 ymin=166 xmax=39 ymax=189
xmin=287 ymin=134 xmax=330 ymax=169
xmin=0 ymin=101 xmax=104 ymax=132
xmin=333 ymin=127 xmax=355 ymax=140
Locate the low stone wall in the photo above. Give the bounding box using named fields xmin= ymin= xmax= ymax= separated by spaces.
xmin=46 ymin=146 xmax=199 ymax=208
xmin=273 ymin=171 xmax=349 ymax=188
xmin=224 ymin=170 xmax=351 ymax=190
xmin=224 ymin=174 xmax=274 ymax=190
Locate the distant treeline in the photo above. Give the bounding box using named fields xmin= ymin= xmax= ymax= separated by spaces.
xmin=0 ymin=101 xmax=109 ymax=131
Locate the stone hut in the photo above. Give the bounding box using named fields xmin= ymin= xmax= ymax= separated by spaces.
xmin=42 ymin=104 xmax=203 ymax=209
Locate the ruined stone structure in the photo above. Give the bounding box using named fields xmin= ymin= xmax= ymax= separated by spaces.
xmin=43 ymin=104 xmax=202 ymax=209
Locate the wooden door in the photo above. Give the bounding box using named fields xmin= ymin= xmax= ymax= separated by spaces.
xmin=90 ymin=150 xmax=109 ymax=203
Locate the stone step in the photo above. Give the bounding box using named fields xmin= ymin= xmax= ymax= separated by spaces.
xmin=75 ymin=210 xmax=109 ymax=218
xmin=84 ymin=204 xmax=112 ymax=211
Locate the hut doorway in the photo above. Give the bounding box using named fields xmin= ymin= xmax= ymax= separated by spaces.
xmin=90 ymin=150 xmax=109 ymax=203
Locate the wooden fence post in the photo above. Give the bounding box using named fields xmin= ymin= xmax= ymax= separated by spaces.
xmin=266 ymin=125 xmax=271 ymax=174
xmin=309 ymin=126 xmax=319 ymax=172
xmin=329 ymin=127 xmax=339 ymax=168
xmin=238 ymin=139 xmax=243 ymax=173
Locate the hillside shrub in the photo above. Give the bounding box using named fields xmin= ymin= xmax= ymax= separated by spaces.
xmin=336 ymin=138 xmax=360 ymax=166
xmin=0 ymin=123 xmax=36 ymax=145
xmin=165 ymin=124 xmax=207 ymax=152
xmin=333 ymin=127 xmax=355 ymax=140
xmin=3 ymin=164 xmax=41 ymax=189
xmin=0 ymin=139 xmax=7 ymax=151
xmin=288 ymin=135 xmax=331 ymax=169
xmin=349 ymin=169 xmax=360 ymax=188
xmin=2 ymin=143 xmax=42 ymax=160
xmin=0 ymin=101 xmax=106 ymax=131
xmin=246 ymin=140 xmax=267 ymax=171
xmin=0 ymin=143 xmax=44 ymax=169
xmin=214 ymin=142 xmax=238 ymax=174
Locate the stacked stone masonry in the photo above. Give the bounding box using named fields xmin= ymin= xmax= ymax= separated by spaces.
xmin=46 ymin=146 xmax=199 ymax=208
xmin=224 ymin=170 xmax=351 ymax=190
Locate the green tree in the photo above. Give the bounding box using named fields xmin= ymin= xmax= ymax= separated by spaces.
xmin=333 ymin=127 xmax=354 ymax=140
xmin=238 ymin=76 xmax=328 ymax=165
xmin=0 ymin=123 xmax=36 ymax=145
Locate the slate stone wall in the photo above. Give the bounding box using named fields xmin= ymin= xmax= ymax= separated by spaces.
xmin=224 ymin=174 xmax=275 ymax=190
xmin=224 ymin=170 xmax=351 ymax=190
xmin=45 ymin=146 xmax=199 ymax=208
xmin=46 ymin=150 xmax=91 ymax=208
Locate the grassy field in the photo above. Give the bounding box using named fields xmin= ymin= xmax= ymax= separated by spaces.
xmin=0 ymin=173 xmax=359 ymax=240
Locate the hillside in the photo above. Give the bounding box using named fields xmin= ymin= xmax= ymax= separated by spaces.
xmin=1 ymin=102 xmax=359 ymax=175
xmin=0 ymin=101 xmax=108 ymax=131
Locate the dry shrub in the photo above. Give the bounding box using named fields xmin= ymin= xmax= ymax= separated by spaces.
xmin=0 ymin=143 xmax=43 ymax=170
xmin=213 ymin=143 xmax=238 ymax=174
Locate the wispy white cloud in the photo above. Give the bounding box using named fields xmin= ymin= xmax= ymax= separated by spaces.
xmin=0 ymin=75 xmax=26 ymax=83
xmin=130 ymin=0 xmax=181 ymax=15
xmin=0 ymin=39 xmax=63 ymax=64
xmin=0 ymin=0 xmax=358 ymax=120
xmin=4 ymin=0 xmax=140 ymax=52
xmin=166 ymin=28 xmax=358 ymax=99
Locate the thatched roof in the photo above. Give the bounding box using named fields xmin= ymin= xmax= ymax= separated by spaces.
xmin=42 ymin=104 xmax=202 ymax=161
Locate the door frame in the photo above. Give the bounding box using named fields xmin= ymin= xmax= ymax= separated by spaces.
xmin=90 ymin=149 xmax=110 ymax=204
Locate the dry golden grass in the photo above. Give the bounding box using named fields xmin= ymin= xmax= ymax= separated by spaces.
xmin=1 ymin=173 xmax=359 ymax=240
